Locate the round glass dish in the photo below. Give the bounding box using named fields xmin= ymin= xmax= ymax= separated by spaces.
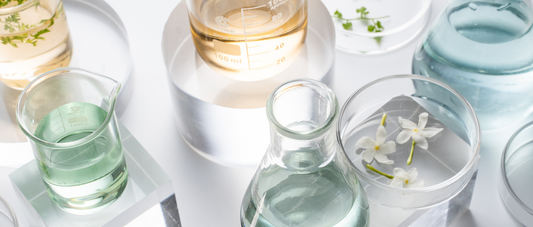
xmin=500 ymin=122 xmax=533 ymax=226
xmin=324 ymin=0 xmax=431 ymax=54
xmin=0 ymin=0 xmax=133 ymax=168
xmin=337 ymin=75 xmax=480 ymax=211
xmin=0 ymin=195 xmax=17 ymax=227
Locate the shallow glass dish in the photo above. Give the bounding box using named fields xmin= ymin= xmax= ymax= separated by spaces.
xmin=337 ymin=75 xmax=480 ymax=226
xmin=0 ymin=195 xmax=17 ymax=227
xmin=0 ymin=0 xmax=133 ymax=168
xmin=324 ymin=0 xmax=431 ymax=54
xmin=500 ymin=122 xmax=533 ymax=226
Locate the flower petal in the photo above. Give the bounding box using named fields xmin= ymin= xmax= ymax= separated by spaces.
xmin=420 ymin=127 xmax=443 ymax=138
xmin=399 ymin=117 xmax=417 ymax=129
xmin=361 ymin=149 xmax=375 ymax=163
xmin=407 ymin=168 xmax=418 ymax=181
xmin=375 ymin=153 xmax=394 ymax=164
xmin=393 ymin=167 xmax=408 ymax=178
xmin=412 ymin=133 xmax=428 ymax=149
xmin=418 ymin=112 xmax=428 ymax=129
xmin=405 ymin=179 xmax=425 ymax=188
xmin=376 ymin=125 xmax=387 ymax=145
xmin=388 ymin=178 xmax=404 ymax=188
xmin=356 ymin=136 xmax=376 ymax=148
xmin=379 ymin=141 xmax=396 ymax=154
xmin=396 ymin=129 xmax=414 ymax=144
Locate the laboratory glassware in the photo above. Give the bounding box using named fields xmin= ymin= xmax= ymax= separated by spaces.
xmin=16 ymin=68 xmax=128 ymax=215
xmin=185 ymin=0 xmax=308 ymax=81
xmin=337 ymin=75 xmax=480 ymax=226
xmin=241 ymin=79 xmax=369 ymax=227
xmin=0 ymin=0 xmax=72 ymax=90
xmin=413 ymin=0 xmax=533 ymax=130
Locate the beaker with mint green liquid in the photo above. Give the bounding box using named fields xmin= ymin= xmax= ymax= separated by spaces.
xmin=16 ymin=68 xmax=128 ymax=215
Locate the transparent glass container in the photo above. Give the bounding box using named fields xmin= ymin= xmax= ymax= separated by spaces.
xmin=0 ymin=0 xmax=72 ymax=90
xmin=337 ymin=75 xmax=480 ymax=226
xmin=240 ymin=79 xmax=369 ymax=227
xmin=325 ymin=0 xmax=431 ymax=54
xmin=412 ymin=0 xmax=533 ymax=130
xmin=185 ymin=0 xmax=308 ymax=81
xmin=16 ymin=68 xmax=128 ymax=215
xmin=0 ymin=195 xmax=17 ymax=227
xmin=500 ymin=121 xmax=533 ymax=226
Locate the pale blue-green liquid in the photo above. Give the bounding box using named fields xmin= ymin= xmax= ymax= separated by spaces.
xmin=33 ymin=102 xmax=128 ymax=214
xmin=413 ymin=1 xmax=533 ymax=129
xmin=240 ymin=152 xmax=369 ymax=227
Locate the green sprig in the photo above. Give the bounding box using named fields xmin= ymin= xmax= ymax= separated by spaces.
xmin=332 ymin=7 xmax=388 ymax=44
xmin=0 ymin=10 xmax=56 ymax=47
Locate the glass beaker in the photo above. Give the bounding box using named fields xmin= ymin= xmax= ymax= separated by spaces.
xmin=0 ymin=0 xmax=72 ymax=90
xmin=16 ymin=68 xmax=128 ymax=215
xmin=240 ymin=79 xmax=369 ymax=227
xmin=412 ymin=0 xmax=533 ymax=130
xmin=186 ymin=0 xmax=308 ymax=82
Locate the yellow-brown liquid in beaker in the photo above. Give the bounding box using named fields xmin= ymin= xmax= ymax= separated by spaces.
xmin=0 ymin=2 xmax=72 ymax=90
xmin=189 ymin=0 xmax=307 ymax=81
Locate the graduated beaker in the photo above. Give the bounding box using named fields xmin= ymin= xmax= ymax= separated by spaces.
xmin=186 ymin=0 xmax=308 ymax=81
xmin=0 ymin=0 xmax=73 ymax=90
xmin=16 ymin=68 xmax=128 ymax=215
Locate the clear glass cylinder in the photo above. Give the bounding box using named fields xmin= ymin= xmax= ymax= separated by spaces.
xmin=240 ymin=79 xmax=369 ymax=227
xmin=16 ymin=68 xmax=128 ymax=215
xmin=185 ymin=0 xmax=308 ymax=81
xmin=0 ymin=0 xmax=73 ymax=90
xmin=412 ymin=0 xmax=533 ymax=130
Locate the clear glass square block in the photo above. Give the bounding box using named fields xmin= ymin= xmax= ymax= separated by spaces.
xmin=9 ymin=123 xmax=181 ymax=227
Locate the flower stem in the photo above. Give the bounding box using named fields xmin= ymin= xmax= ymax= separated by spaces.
xmin=380 ymin=113 xmax=387 ymax=126
xmin=407 ymin=140 xmax=416 ymax=165
xmin=366 ymin=164 xmax=394 ymax=179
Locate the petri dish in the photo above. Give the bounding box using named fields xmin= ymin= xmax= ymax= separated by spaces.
xmin=324 ymin=0 xmax=432 ymax=54
xmin=0 ymin=0 xmax=133 ymax=168
xmin=500 ymin=122 xmax=533 ymax=226
xmin=0 ymin=195 xmax=17 ymax=227
xmin=162 ymin=0 xmax=335 ymax=168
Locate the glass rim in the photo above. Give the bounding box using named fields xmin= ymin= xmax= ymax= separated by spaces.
xmin=500 ymin=121 xmax=533 ymax=215
xmin=266 ymin=78 xmax=338 ymax=139
xmin=335 ymin=0 xmax=432 ymax=37
xmin=336 ymin=74 xmax=481 ymax=193
xmin=0 ymin=0 xmax=39 ymax=15
xmin=16 ymin=67 xmax=121 ymax=149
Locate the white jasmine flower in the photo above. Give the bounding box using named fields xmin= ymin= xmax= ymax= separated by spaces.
xmin=388 ymin=167 xmax=425 ymax=188
xmin=356 ymin=125 xmax=396 ymax=164
xmin=396 ymin=112 xmax=443 ymax=149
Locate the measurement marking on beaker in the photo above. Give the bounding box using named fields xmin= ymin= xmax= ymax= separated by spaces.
xmin=249 ymin=51 xmax=270 ymax=56
xmin=250 ymin=60 xmax=262 ymax=62
xmin=248 ymin=45 xmax=260 ymax=48
xmin=241 ymin=4 xmax=267 ymax=70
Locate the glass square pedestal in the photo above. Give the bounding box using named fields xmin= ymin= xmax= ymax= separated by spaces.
xmin=9 ymin=123 xmax=181 ymax=227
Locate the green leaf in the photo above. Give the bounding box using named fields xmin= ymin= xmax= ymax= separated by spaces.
xmin=374 ymin=37 xmax=382 ymax=45
xmin=367 ymin=25 xmax=375 ymax=32
xmin=342 ymin=21 xmax=352 ymax=30
xmin=377 ymin=21 xmax=383 ymax=29
xmin=333 ymin=10 xmax=342 ymax=19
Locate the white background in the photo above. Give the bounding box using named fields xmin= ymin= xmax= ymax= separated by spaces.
xmin=0 ymin=0 xmax=528 ymax=226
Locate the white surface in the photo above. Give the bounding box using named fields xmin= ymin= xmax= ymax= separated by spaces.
xmin=0 ymin=0 xmax=525 ymax=226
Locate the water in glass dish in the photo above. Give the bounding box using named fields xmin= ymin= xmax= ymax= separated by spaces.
xmin=412 ymin=1 xmax=533 ymax=129
xmin=33 ymin=102 xmax=128 ymax=214
xmin=241 ymin=156 xmax=369 ymax=227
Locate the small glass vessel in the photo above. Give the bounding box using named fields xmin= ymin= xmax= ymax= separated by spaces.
xmin=16 ymin=68 xmax=128 ymax=215
xmin=0 ymin=0 xmax=72 ymax=90
xmin=240 ymin=79 xmax=369 ymax=227
xmin=412 ymin=0 xmax=533 ymax=130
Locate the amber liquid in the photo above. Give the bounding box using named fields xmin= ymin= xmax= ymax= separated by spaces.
xmin=0 ymin=2 xmax=72 ymax=90
xmin=189 ymin=0 xmax=307 ymax=81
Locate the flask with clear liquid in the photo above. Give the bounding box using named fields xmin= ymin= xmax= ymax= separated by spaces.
xmin=412 ymin=0 xmax=533 ymax=129
xmin=240 ymin=79 xmax=369 ymax=227
xmin=185 ymin=0 xmax=307 ymax=82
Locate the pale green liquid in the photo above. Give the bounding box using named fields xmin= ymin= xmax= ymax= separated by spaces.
xmin=33 ymin=102 xmax=128 ymax=214
xmin=241 ymin=155 xmax=369 ymax=227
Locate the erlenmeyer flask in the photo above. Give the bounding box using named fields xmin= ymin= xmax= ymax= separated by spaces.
xmin=412 ymin=0 xmax=533 ymax=129
xmin=240 ymin=79 xmax=369 ymax=227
